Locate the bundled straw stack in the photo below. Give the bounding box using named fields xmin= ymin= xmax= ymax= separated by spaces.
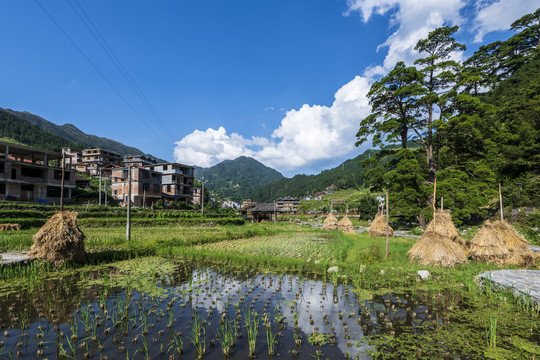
xmin=424 ymin=211 xmax=467 ymax=247
xmin=322 ymin=213 xmax=339 ymax=230
xmin=369 ymin=212 xmax=394 ymax=237
xmin=338 ymin=216 xmax=355 ymax=234
xmin=28 ymin=211 xmax=86 ymax=267
xmin=469 ymin=220 xmax=536 ymax=266
xmin=408 ymin=211 xmax=467 ymax=268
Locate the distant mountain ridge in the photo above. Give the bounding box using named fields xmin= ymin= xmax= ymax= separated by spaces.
xmin=249 ymin=149 xmax=380 ymax=202
xmin=194 ymin=156 xmax=284 ymax=201
xmin=3 ymin=108 xmax=163 ymax=161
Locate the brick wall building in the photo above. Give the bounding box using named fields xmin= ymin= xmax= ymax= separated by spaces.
xmin=111 ymin=166 xmax=162 ymax=207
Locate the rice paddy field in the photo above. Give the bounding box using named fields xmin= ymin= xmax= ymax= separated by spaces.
xmin=0 ymin=220 xmax=539 ymax=359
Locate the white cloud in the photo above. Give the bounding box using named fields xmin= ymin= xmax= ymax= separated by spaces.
xmin=473 ymin=0 xmax=539 ymax=42
xmin=174 ymin=1 xmax=536 ymax=175
xmin=346 ymin=0 xmax=465 ymax=77
xmin=173 ymin=76 xmax=372 ymax=173
xmin=173 ymin=127 xmax=255 ymax=168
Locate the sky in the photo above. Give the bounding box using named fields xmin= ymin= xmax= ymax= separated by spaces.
xmin=0 ymin=0 xmax=537 ymax=177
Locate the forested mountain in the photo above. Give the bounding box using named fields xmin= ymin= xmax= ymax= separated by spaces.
xmin=194 ymin=156 xmax=284 ymax=201
xmin=0 ymin=108 xmax=80 ymax=152
xmin=250 ymin=149 xmax=380 ymax=202
xmin=355 ymin=9 xmax=539 ymax=225
xmin=1 ymin=107 xmax=164 ymax=161
xmin=3 ymin=108 xmax=153 ymax=157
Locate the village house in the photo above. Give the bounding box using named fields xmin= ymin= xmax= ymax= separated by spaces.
xmin=81 ymin=147 xmax=122 ymax=176
xmin=123 ymin=154 xmax=157 ymax=167
xmin=0 ymin=141 xmax=75 ymax=203
xmin=150 ymin=163 xmax=194 ymax=204
xmin=111 ymin=166 xmax=162 ymax=207
xmin=276 ymin=196 xmax=299 ymax=213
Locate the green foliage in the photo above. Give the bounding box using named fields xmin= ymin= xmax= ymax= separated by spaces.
xmin=195 ymin=156 xmax=283 ymax=201
xmin=251 ymin=149 xmax=378 ymax=202
xmin=0 ymin=108 xmax=80 ymax=152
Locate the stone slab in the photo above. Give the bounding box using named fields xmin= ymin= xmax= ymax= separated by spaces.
xmin=529 ymin=245 xmax=540 ymax=253
xmin=478 ymin=270 xmax=540 ymax=306
xmin=0 ymin=252 xmax=32 ymax=266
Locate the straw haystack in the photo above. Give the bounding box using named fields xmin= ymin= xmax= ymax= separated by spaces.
xmin=338 ymin=216 xmax=355 ymax=234
xmin=407 ymin=231 xmax=468 ymax=268
xmin=469 ymin=220 xmax=535 ymax=266
xmin=28 ymin=211 xmax=86 ymax=267
xmin=322 ymin=213 xmax=339 ymax=230
xmin=369 ymin=212 xmax=394 ymax=237
xmin=425 ymin=211 xmax=466 ymax=247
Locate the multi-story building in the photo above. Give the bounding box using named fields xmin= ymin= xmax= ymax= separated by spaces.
xmin=111 ymin=166 xmax=162 ymax=207
xmin=0 ymin=141 xmax=75 ymax=203
xmin=123 ymin=154 xmax=157 ymax=167
xmin=82 ymin=147 xmax=122 ymax=176
xmin=62 ymin=148 xmax=82 ymax=169
xmin=150 ymin=163 xmax=194 ymax=204
xmin=276 ymin=197 xmax=299 ymax=213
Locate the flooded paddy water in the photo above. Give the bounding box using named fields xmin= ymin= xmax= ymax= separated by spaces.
xmin=0 ymin=257 xmax=538 ymax=359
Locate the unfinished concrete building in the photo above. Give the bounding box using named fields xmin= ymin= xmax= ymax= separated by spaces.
xmin=0 ymin=141 xmax=75 ymax=203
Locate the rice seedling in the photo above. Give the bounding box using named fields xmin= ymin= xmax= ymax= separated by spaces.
xmin=218 ymin=315 xmax=235 ymax=356
xmin=264 ymin=314 xmax=276 ymax=356
xmin=244 ymin=308 xmax=259 ymax=358
xmin=189 ymin=309 xmax=206 ymax=358
xmin=485 ymin=315 xmax=497 ymax=348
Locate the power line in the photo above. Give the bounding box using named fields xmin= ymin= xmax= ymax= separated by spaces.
xmin=33 ymin=0 xmax=172 ymax=153
xmin=67 ymin=0 xmax=177 ymax=143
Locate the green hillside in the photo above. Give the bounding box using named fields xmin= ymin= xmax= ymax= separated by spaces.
xmin=0 ymin=108 xmax=80 ymax=152
xmin=250 ymin=149 xmax=380 ymax=202
xmin=3 ymin=108 xmax=156 ymax=158
xmin=195 ymin=156 xmax=284 ymax=201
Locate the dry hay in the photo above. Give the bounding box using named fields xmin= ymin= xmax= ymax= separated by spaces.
xmin=369 ymin=212 xmax=394 ymax=237
xmin=469 ymin=220 xmax=535 ymax=266
xmin=28 ymin=211 xmax=86 ymax=267
xmin=322 ymin=213 xmax=339 ymax=230
xmin=407 ymin=231 xmax=468 ymax=268
xmin=0 ymin=223 xmax=20 ymax=231
xmin=338 ymin=216 xmax=355 ymax=234
xmin=425 ymin=211 xmax=466 ymax=247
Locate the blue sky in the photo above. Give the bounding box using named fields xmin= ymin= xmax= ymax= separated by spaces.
xmin=0 ymin=0 xmax=537 ymax=177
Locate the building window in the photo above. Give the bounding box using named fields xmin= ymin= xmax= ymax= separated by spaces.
xmin=153 ymin=184 xmax=160 ymax=193
xmin=166 ymin=184 xmax=171 ymax=192
xmin=114 ymin=189 xmax=117 ymax=195
xmin=0 ymin=183 xmax=5 ymax=194
xmin=163 ymin=165 xmax=168 ymax=171
xmin=142 ymin=183 xmax=149 ymax=191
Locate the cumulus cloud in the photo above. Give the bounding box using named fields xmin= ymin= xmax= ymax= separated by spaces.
xmin=174 ymin=76 xmax=372 ymax=173
xmin=473 ymin=0 xmax=539 ymax=42
xmin=346 ymin=0 xmax=465 ymax=77
xmin=174 ymin=1 xmax=536 ymax=175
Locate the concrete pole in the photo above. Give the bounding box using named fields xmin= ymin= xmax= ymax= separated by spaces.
xmin=105 ymin=178 xmax=108 ymax=206
xmin=385 ymin=191 xmax=389 ymax=259
xmin=201 ymin=181 xmax=205 ymax=215
xmin=126 ymin=166 xmax=131 ymax=241
xmin=60 ymin=152 xmax=65 ymax=212
xmin=99 ymin=168 xmax=102 ymax=206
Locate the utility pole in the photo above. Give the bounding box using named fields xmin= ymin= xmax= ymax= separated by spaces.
xmin=126 ymin=165 xmax=131 ymax=241
xmin=201 ymin=178 xmax=205 ymax=215
xmin=274 ymin=201 xmax=277 ymax=226
xmin=99 ymin=168 xmax=102 ymax=206
xmin=499 ymin=183 xmax=504 ymax=221
xmin=385 ymin=191 xmax=389 ymax=259
xmin=60 ymin=151 xmax=65 ymax=212
xmin=104 ymin=178 xmax=108 ymax=206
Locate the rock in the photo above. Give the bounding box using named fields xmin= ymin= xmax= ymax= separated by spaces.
xmin=417 ymin=270 xmax=431 ymax=281
xmin=379 ymin=269 xmax=385 ymax=275
xmin=327 ymin=266 xmax=339 ymax=274
xmin=359 ymin=265 xmax=365 ymax=273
